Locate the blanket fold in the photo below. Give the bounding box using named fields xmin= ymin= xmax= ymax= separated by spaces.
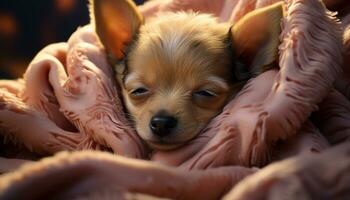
xmin=0 ymin=151 xmax=255 ymax=200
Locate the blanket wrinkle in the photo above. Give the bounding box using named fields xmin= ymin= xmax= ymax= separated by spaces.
xmin=229 ymin=0 xmax=283 ymax=23
xmin=260 ymin=0 xmax=342 ymax=149
xmin=335 ymin=21 xmax=350 ymax=99
xmin=271 ymin=120 xmax=329 ymax=161
xmin=0 ymin=84 xmax=81 ymax=151
xmin=1 ymin=25 xmax=148 ymax=159
xmin=52 ymin=26 xmax=148 ymax=158
xmin=223 ymin=141 xmax=350 ymax=200
xmin=21 ymin=43 xmax=77 ymax=132
xmin=0 ymin=151 xmax=256 ymax=200
xmin=312 ymin=89 xmax=350 ymax=144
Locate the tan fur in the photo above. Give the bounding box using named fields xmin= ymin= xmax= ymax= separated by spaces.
xmin=121 ymin=13 xmax=237 ymax=149
xmin=91 ymin=0 xmax=282 ymax=150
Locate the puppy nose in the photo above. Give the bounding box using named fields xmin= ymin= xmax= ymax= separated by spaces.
xmin=150 ymin=115 xmax=177 ymax=137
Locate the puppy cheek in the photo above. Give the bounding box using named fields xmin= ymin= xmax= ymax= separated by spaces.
xmin=135 ymin=124 xmax=150 ymax=140
xmin=173 ymin=124 xmax=202 ymax=142
xmin=173 ymin=111 xmax=202 ymax=141
xmin=123 ymin=97 xmax=153 ymax=140
xmin=194 ymin=108 xmax=219 ymax=128
xmin=134 ymin=110 xmax=154 ymax=140
xmin=122 ymin=90 xmax=134 ymax=113
xmin=179 ymin=109 xmax=215 ymax=140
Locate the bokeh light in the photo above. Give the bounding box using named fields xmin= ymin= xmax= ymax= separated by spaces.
xmin=0 ymin=0 xmax=145 ymax=79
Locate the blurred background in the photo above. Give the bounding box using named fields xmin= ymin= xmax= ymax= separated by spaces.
xmin=0 ymin=0 xmax=145 ymax=79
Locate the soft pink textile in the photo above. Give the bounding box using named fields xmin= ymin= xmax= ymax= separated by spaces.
xmin=223 ymin=141 xmax=350 ymax=200
xmin=139 ymin=0 xmax=282 ymax=22
xmin=0 ymin=0 xmax=349 ymax=199
xmin=334 ymin=18 xmax=350 ymax=98
xmin=0 ymin=0 xmax=344 ymax=167
xmin=0 ymin=151 xmax=256 ymax=200
xmin=1 ymin=27 xmax=147 ymax=159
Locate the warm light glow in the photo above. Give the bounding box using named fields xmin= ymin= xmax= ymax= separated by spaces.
xmin=0 ymin=13 xmax=17 ymax=36
xmin=55 ymin=0 xmax=77 ymax=14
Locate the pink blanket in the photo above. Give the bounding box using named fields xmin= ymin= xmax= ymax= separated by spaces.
xmin=0 ymin=0 xmax=349 ymax=199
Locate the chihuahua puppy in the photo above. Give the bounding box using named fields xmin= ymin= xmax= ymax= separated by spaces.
xmin=91 ymin=0 xmax=283 ymax=150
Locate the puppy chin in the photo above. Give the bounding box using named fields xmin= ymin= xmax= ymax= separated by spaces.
xmin=146 ymin=141 xmax=184 ymax=150
xmin=139 ymin=134 xmax=187 ymax=150
xmin=137 ymin=126 xmax=204 ymax=150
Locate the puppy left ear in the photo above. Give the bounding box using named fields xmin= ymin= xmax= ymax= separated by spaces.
xmin=231 ymin=2 xmax=285 ymax=76
xmin=90 ymin=0 xmax=143 ymax=64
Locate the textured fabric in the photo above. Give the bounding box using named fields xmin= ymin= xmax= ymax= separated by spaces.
xmin=0 ymin=0 xmax=349 ymax=199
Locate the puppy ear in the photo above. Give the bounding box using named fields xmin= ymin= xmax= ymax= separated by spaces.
xmin=231 ymin=2 xmax=285 ymax=76
xmin=90 ymin=0 xmax=143 ymax=64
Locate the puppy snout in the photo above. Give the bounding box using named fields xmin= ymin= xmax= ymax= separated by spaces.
xmin=150 ymin=115 xmax=177 ymax=137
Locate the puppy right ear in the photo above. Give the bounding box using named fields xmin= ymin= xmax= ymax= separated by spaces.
xmin=90 ymin=0 xmax=143 ymax=64
xmin=230 ymin=2 xmax=284 ymax=77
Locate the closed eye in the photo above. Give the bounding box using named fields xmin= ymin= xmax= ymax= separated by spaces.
xmin=131 ymin=87 xmax=149 ymax=96
xmin=194 ymin=90 xmax=217 ymax=97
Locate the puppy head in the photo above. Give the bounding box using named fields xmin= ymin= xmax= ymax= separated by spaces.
xmin=91 ymin=0 xmax=283 ymax=150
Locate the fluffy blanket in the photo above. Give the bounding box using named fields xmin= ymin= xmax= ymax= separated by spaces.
xmin=0 ymin=0 xmax=349 ymax=199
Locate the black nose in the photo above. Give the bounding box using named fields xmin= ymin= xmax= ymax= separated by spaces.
xmin=150 ymin=115 xmax=178 ymax=137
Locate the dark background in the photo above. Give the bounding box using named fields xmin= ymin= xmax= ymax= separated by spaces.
xmin=0 ymin=0 xmax=145 ymax=79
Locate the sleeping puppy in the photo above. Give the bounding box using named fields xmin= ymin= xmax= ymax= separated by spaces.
xmin=90 ymin=0 xmax=283 ymax=150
